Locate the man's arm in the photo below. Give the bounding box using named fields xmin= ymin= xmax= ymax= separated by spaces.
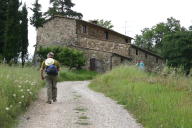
xmin=40 ymin=69 xmax=44 ymax=80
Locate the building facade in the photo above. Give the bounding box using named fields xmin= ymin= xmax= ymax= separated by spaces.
xmin=36 ymin=16 xmax=164 ymax=72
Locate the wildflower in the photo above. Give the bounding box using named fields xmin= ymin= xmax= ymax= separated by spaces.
xmin=15 ymin=80 xmax=19 ymax=83
xmin=21 ymin=95 xmax=24 ymax=98
xmin=25 ymin=80 xmax=30 ymax=83
xmin=20 ymin=89 xmax=23 ymax=92
xmin=19 ymin=102 xmax=22 ymax=104
xmin=18 ymin=85 xmax=22 ymax=88
xmin=29 ymin=92 xmax=33 ymax=95
xmin=6 ymin=75 xmax=10 ymax=79
xmin=10 ymin=105 xmax=13 ymax=108
xmin=13 ymin=94 xmax=16 ymax=97
xmin=31 ymin=82 xmax=37 ymax=86
xmin=27 ymin=89 xmax=30 ymax=92
xmin=5 ymin=107 xmax=10 ymax=111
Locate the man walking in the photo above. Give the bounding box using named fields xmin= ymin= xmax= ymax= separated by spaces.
xmin=40 ymin=52 xmax=60 ymax=104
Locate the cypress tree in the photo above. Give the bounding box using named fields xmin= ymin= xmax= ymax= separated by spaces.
xmin=4 ymin=0 xmax=20 ymax=64
xmin=0 ymin=0 xmax=8 ymax=58
xmin=20 ymin=3 xmax=28 ymax=67
xmin=30 ymin=0 xmax=45 ymax=29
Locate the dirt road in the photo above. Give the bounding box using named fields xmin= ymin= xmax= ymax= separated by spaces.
xmin=17 ymin=81 xmax=143 ymax=128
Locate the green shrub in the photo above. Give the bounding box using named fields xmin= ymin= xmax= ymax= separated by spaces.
xmin=36 ymin=46 xmax=86 ymax=69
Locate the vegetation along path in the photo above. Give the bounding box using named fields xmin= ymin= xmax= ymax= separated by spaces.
xmin=17 ymin=81 xmax=143 ymax=128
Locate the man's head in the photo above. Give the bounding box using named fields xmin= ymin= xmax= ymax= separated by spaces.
xmin=47 ymin=52 xmax=54 ymax=58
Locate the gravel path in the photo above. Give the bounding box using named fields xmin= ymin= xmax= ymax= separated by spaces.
xmin=17 ymin=81 xmax=143 ymax=128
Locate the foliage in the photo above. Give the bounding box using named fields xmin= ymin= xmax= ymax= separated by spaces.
xmin=30 ymin=0 xmax=45 ymax=29
xmin=89 ymin=65 xmax=192 ymax=128
xmin=162 ymin=31 xmax=192 ymax=75
xmin=4 ymin=0 xmax=21 ymax=63
xmin=134 ymin=17 xmax=183 ymax=54
xmin=0 ymin=65 xmax=43 ymax=128
xmin=36 ymin=46 xmax=86 ymax=69
xmin=44 ymin=0 xmax=83 ymax=19
xmin=59 ymin=68 xmax=98 ymax=81
xmin=89 ymin=19 xmax=114 ymax=29
xmin=20 ymin=4 xmax=29 ymax=67
xmin=135 ymin=28 xmax=154 ymax=50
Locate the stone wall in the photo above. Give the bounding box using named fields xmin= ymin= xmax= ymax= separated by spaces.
xmin=129 ymin=46 xmax=164 ymax=71
xmin=75 ymin=47 xmax=112 ymax=72
xmin=37 ymin=17 xmax=77 ymax=47
xmin=76 ymin=20 xmax=131 ymax=44
xmin=77 ymin=37 xmax=130 ymax=57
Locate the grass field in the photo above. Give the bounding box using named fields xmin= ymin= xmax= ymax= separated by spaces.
xmin=0 ymin=65 xmax=43 ymax=128
xmin=0 ymin=65 xmax=97 ymax=128
xmin=59 ymin=68 xmax=98 ymax=81
xmin=89 ymin=65 xmax=192 ymax=128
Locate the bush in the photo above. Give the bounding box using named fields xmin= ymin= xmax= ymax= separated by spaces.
xmin=36 ymin=46 xmax=86 ymax=69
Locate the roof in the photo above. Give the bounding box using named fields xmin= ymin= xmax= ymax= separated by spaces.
xmin=41 ymin=15 xmax=133 ymax=40
xmin=131 ymin=44 xmax=164 ymax=59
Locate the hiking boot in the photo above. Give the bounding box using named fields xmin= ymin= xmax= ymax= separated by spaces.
xmin=46 ymin=101 xmax=52 ymax=104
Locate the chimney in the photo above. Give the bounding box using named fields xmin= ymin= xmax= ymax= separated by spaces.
xmin=90 ymin=20 xmax=98 ymax=24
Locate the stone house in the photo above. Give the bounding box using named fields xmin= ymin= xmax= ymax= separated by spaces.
xmin=36 ymin=16 xmax=164 ymax=72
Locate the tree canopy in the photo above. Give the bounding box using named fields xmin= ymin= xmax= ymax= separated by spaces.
xmin=135 ymin=17 xmax=185 ymax=54
xmin=45 ymin=0 xmax=83 ymax=19
xmin=4 ymin=0 xmax=21 ymax=63
xmin=30 ymin=0 xmax=45 ymax=29
xmin=0 ymin=0 xmax=8 ymax=57
xmin=20 ymin=4 xmax=29 ymax=67
xmin=162 ymin=31 xmax=192 ymax=75
xmin=89 ymin=19 xmax=114 ymax=29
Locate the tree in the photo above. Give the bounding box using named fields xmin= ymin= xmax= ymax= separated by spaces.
xmin=134 ymin=28 xmax=154 ymax=51
xmin=4 ymin=0 xmax=21 ymax=64
xmin=30 ymin=0 xmax=45 ymax=29
xmin=45 ymin=0 xmax=83 ymax=19
xmin=0 ymin=0 xmax=8 ymax=58
xmin=89 ymin=19 xmax=114 ymax=29
xmin=162 ymin=31 xmax=192 ymax=75
xmin=134 ymin=17 xmax=183 ymax=54
xmin=189 ymin=25 xmax=192 ymax=31
xmin=20 ymin=4 xmax=29 ymax=67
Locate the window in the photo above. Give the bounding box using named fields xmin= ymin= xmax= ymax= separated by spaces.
xmin=121 ymin=57 xmax=124 ymax=63
xmin=156 ymin=57 xmax=158 ymax=63
xmin=145 ymin=53 xmax=148 ymax=59
xmin=136 ymin=49 xmax=138 ymax=55
xmin=128 ymin=49 xmax=131 ymax=55
xmin=105 ymin=31 xmax=109 ymax=40
xmin=125 ymin=39 xmax=128 ymax=43
xmin=82 ymin=25 xmax=87 ymax=33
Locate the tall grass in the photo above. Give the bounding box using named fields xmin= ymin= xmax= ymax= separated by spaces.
xmin=0 ymin=65 xmax=43 ymax=128
xmin=59 ymin=68 xmax=98 ymax=81
xmin=89 ymin=65 xmax=192 ymax=128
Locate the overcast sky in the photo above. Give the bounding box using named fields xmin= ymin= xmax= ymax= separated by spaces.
xmin=23 ymin=0 xmax=192 ymax=57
